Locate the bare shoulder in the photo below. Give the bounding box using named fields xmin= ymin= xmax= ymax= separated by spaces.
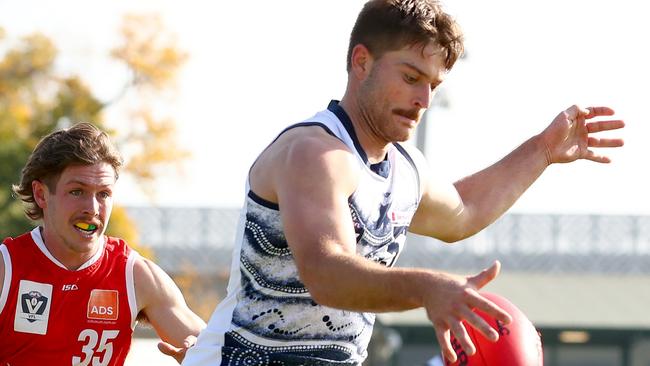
xmin=133 ymin=255 xmax=173 ymax=291
xmin=132 ymin=255 xmax=179 ymax=311
xmin=251 ymin=126 xmax=359 ymax=202
xmin=130 ymin=253 xmax=205 ymax=344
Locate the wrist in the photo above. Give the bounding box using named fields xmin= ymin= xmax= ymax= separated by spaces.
xmin=406 ymin=269 xmax=443 ymax=308
xmin=531 ymin=133 xmax=553 ymax=167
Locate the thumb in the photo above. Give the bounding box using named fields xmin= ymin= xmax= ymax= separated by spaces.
xmin=564 ymin=105 xmax=590 ymax=120
xmin=183 ymin=335 xmax=198 ymax=348
xmin=467 ymin=260 xmax=501 ymax=290
xmin=157 ymin=341 xmax=180 ymax=355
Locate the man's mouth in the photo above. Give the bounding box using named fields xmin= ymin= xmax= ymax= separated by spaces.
xmin=394 ymin=109 xmax=420 ymax=122
xmin=74 ymin=222 xmax=98 ymax=236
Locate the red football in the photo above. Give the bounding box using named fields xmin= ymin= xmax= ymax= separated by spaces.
xmin=445 ymin=292 xmax=543 ymax=366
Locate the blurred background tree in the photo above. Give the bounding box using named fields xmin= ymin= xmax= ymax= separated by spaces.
xmin=0 ymin=14 xmax=188 ymax=251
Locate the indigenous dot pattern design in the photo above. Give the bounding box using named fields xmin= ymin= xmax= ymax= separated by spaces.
xmin=219 ymin=110 xmax=420 ymax=365
xmin=221 ymin=331 xmax=359 ymax=365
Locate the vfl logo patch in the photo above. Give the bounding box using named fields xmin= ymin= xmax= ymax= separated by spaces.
xmin=14 ymin=280 xmax=53 ymax=335
xmin=21 ymin=291 xmax=48 ymax=322
xmin=87 ymin=289 xmax=118 ymax=321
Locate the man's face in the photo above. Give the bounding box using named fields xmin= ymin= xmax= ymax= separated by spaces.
xmin=358 ymin=41 xmax=447 ymax=143
xmin=35 ymin=162 xmax=116 ymax=260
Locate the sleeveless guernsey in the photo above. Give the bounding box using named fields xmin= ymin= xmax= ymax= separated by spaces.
xmin=0 ymin=228 xmax=139 ymax=366
xmin=184 ymin=100 xmax=422 ymax=366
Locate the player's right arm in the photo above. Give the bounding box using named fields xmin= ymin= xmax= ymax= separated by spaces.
xmin=249 ymin=126 xmax=511 ymax=362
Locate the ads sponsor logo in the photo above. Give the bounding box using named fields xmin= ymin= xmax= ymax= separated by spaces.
xmin=87 ymin=289 xmax=118 ymax=321
xmin=14 ymin=280 xmax=53 ymax=335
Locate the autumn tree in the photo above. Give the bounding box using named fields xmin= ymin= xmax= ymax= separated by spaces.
xmin=0 ymin=14 xmax=188 ymax=246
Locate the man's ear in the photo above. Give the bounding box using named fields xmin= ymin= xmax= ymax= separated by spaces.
xmin=32 ymin=180 xmax=49 ymax=209
xmin=350 ymin=44 xmax=374 ymax=80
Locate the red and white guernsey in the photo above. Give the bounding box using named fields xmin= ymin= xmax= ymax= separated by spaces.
xmin=0 ymin=228 xmax=139 ymax=366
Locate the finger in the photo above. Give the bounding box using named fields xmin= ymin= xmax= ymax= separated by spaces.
xmin=467 ymin=260 xmax=500 ymax=290
xmin=468 ymin=293 xmax=513 ymax=325
xmin=157 ymin=341 xmax=181 ymax=356
xmin=582 ymin=149 xmax=611 ymax=164
xmin=460 ymin=307 xmax=499 ymax=342
xmin=450 ymin=320 xmax=476 ymax=356
xmin=435 ymin=327 xmax=457 ymax=363
xmin=587 ymin=137 xmax=624 ymax=148
xmin=585 ymin=106 xmax=616 ymax=118
xmin=183 ymin=335 xmax=197 ymax=348
xmin=586 ymin=120 xmax=625 ymax=132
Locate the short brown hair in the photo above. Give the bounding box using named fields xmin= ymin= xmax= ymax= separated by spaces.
xmin=347 ymin=0 xmax=464 ymax=71
xmin=12 ymin=122 xmax=123 ymax=220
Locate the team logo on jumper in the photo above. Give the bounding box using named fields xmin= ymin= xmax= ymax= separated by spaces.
xmin=14 ymin=280 xmax=53 ymax=335
xmin=87 ymin=289 xmax=118 ymax=321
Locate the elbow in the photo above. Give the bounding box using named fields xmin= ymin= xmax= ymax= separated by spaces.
xmin=302 ymin=276 xmax=339 ymax=308
xmin=437 ymin=235 xmax=463 ymax=244
xmin=296 ymin=257 xmax=349 ymax=308
xmin=435 ymin=225 xmax=478 ymax=243
xmin=438 ymin=228 xmax=479 ymax=243
xmin=436 ymin=232 xmax=469 ymax=244
xmin=309 ymin=287 xmax=336 ymax=307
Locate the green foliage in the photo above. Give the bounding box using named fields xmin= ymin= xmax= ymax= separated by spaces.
xmin=0 ymin=16 xmax=188 ymax=245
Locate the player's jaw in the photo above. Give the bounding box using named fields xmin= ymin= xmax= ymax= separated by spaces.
xmin=381 ymin=105 xmax=422 ymax=142
xmin=393 ymin=107 xmax=422 ymax=128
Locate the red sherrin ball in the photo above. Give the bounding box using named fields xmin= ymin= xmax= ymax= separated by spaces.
xmin=445 ymin=292 xmax=543 ymax=366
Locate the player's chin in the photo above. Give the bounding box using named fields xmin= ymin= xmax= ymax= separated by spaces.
xmin=392 ymin=129 xmax=415 ymax=143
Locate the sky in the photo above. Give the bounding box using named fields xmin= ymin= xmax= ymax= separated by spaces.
xmin=1 ymin=0 xmax=648 ymax=214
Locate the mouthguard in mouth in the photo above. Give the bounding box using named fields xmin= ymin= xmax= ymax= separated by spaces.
xmin=75 ymin=222 xmax=97 ymax=231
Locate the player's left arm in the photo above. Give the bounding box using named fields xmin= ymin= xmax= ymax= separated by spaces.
xmin=409 ymin=105 xmax=624 ymax=242
xmin=133 ymin=256 xmax=206 ymax=363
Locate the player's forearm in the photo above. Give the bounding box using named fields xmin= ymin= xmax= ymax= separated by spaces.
xmin=149 ymin=305 xmax=205 ymax=347
xmin=299 ymin=251 xmax=433 ymax=312
xmin=453 ymin=134 xmax=549 ymax=237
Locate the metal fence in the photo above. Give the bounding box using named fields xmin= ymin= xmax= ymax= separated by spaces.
xmin=125 ymin=207 xmax=650 ymax=275
xmin=125 ymin=206 xmax=241 ymax=273
xmin=404 ymin=213 xmax=650 ymax=274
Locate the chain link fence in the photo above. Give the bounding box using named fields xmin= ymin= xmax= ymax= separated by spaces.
xmin=404 ymin=213 xmax=650 ymax=274
xmin=125 ymin=207 xmax=650 ymax=275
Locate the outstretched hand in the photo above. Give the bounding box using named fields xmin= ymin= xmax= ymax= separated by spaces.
xmin=158 ymin=335 xmax=197 ymax=364
xmin=423 ymin=261 xmax=512 ymax=363
xmin=540 ymin=105 xmax=624 ymax=164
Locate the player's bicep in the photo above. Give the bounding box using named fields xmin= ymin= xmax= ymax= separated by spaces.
xmin=134 ymin=258 xmax=204 ymax=345
xmin=275 ymin=138 xmax=358 ymax=278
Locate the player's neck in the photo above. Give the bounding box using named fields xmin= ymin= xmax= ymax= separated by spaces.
xmin=338 ymin=98 xmax=390 ymax=164
xmin=39 ymin=226 xmax=99 ymax=271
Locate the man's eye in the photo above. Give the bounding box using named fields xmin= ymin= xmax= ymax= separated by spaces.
xmin=70 ymin=190 xmax=82 ymax=197
xmin=404 ymin=74 xmax=417 ymax=83
xmin=98 ymin=192 xmax=110 ymax=199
